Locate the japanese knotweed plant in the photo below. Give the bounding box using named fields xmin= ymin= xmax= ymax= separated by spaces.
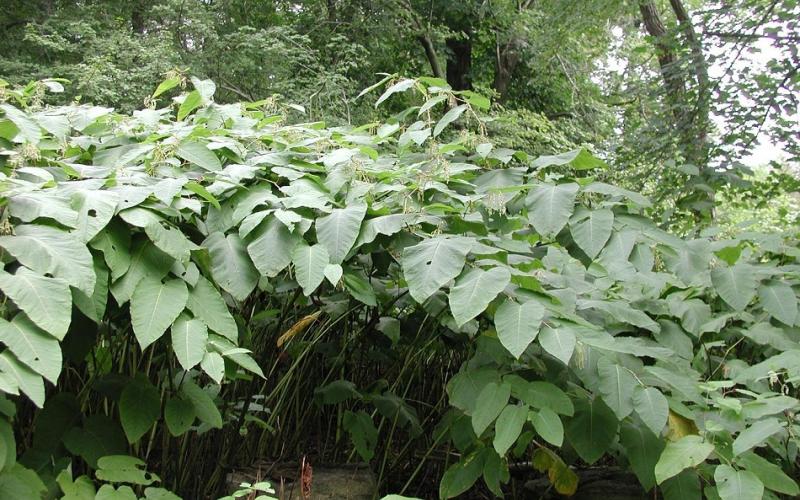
xmin=0 ymin=75 xmax=798 ymax=500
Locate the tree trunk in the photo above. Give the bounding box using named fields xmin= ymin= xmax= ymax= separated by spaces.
xmin=446 ymin=36 xmax=472 ymax=90
xmin=417 ymin=35 xmax=445 ymax=80
xmin=493 ymin=40 xmax=520 ymax=102
xmin=395 ymin=0 xmax=445 ymax=81
xmin=492 ymin=1 xmax=534 ymax=100
xmin=639 ymin=0 xmax=715 ymax=225
xmin=326 ymin=0 xmax=336 ymax=24
xmin=131 ymin=1 xmax=146 ymax=34
xmin=638 ymin=0 xmax=685 ymax=117
xmin=669 ymin=0 xmax=711 ymax=165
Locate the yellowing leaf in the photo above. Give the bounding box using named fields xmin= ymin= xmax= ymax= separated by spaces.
xmin=549 ymin=459 xmax=579 ymax=496
xmin=532 ymin=448 xmax=578 ymax=496
xmin=277 ymin=311 xmax=321 ymax=347
xmin=667 ymin=410 xmax=698 ymax=441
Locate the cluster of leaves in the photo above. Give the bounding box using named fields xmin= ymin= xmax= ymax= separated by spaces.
xmin=701 ymin=0 xmax=800 ymax=163
xmin=714 ymin=168 xmax=800 ymax=236
xmin=0 ymin=0 xmax=373 ymax=120
xmin=0 ymin=75 xmax=798 ymax=500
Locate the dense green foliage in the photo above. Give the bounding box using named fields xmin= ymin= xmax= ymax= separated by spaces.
xmin=0 ymin=74 xmax=798 ymax=499
xmin=3 ymin=0 xmax=797 ymax=232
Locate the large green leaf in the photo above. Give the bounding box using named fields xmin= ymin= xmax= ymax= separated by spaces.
xmin=56 ymin=468 xmax=96 ymax=499
xmin=324 ymin=263 xmax=343 ymax=286
xmin=315 ymin=202 xmax=366 ymax=264
xmin=633 ymin=386 xmax=669 ymax=435
xmin=152 ymin=76 xmax=180 ymax=97
xmin=743 ymin=394 xmax=796 ymax=420
xmin=130 ymin=277 xmax=188 ymax=349
xmin=110 ymin=239 xmax=172 ymax=305
xmin=530 ymin=407 xmax=564 ymax=447
xmin=200 ymin=352 xmax=224 ymax=384
xmin=186 ymin=277 xmax=238 ymax=342
xmin=481 ymin=450 xmax=508 ymax=498
xmin=171 ymin=314 xmax=208 ymax=371
xmin=73 ymin=253 xmax=109 ymax=324
xmin=661 ymin=470 xmax=701 ymax=500
xmin=564 ymin=397 xmax=617 ymax=464
xmin=433 ymin=104 xmax=467 ymax=137
xmin=447 ymin=368 xmax=501 ymax=414
xmin=179 ymin=380 xmax=222 ymax=429
xmin=144 ymin=487 xmax=181 ymax=500
xmin=8 ymin=193 xmax=78 ymax=228
xmin=176 ymin=91 xmax=202 ymax=121
xmin=0 ymin=419 xmax=14 ymax=471
xmin=376 ymin=392 xmax=420 ymax=434
xmin=654 ymin=435 xmax=715 ymax=484
xmin=570 ymin=209 xmax=614 ymax=259
xmin=62 ymin=415 xmax=127 ymax=469
xmin=711 ymin=264 xmax=757 ymax=311
xmin=145 ymin=221 xmax=199 ymax=263
xmin=342 ymin=270 xmax=377 ymax=306
xmin=343 ymin=410 xmax=378 ymax=462
xmin=538 ymin=324 xmax=576 ymax=365
xmin=583 ymin=182 xmax=651 ymax=206
xmin=0 ymin=224 xmax=95 ymax=295
xmin=758 ymin=280 xmax=797 ymax=325
xmin=644 ymin=366 xmax=703 ymax=404
xmin=119 ymin=377 xmax=161 ymax=443
xmin=492 ymin=403 xmax=527 ymax=456
xmin=316 ymin=379 xmax=360 ymax=405
xmin=184 ymin=181 xmax=221 ymax=210
xmin=714 ymin=465 xmax=764 ymax=500
xmin=732 ymin=418 xmax=783 ymax=456
xmin=737 ymin=451 xmax=799 ymax=495
xmin=96 ymin=455 xmax=158 ymax=486
xmin=742 ymin=322 xmax=797 ymax=351
xmin=449 ymin=267 xmax=510 ymax=327
xmin=663 ymin=240 xmax=711 ymax=287
xmin=620 ymin=420 xmax=664 ymax=491
xmin=292 ymin=243 xmax=329 ymax=296
xmin=0 ymin=315 xmax=61 ymax=383
xmin=597 ymin=358 xmax=637 ymax=419
xmin=481 ymin=451 xmax=508 ymax=498
xmin=374 ymin=78 xmax=415 ymax=107
xmin=439 ymin=449 xmax=486 ymax=499
xmin=30 ymin=392 xmax=81 ymax=455
xmin=164 ymin=398 xmax=195 ymax=437
xmin=0 ymin=103 xmax=41 ymax=143
xmin=204 ymin=232 xmax=258 ymax=301
xmin=191 ymin=77 xmax=216 ymax=99
xmin=471 ymin=382 xmax=510 ymax=436
xmin=580 ymin=299 xmax=660 ymax=332
xmin=95 ymin=484 xmax=137 ymax=499
xmin=228 ymin=187 xmax=279 ymax=230
xmin=90 ymin=220 xmax=132 ymax=281
xmin=71 ymin=190 xmax=118 ymax=243
xmin=354 ymin=214 xmax=411 ymax=247
xmin=246 ymin=216 xmax=300 ymax=278
xmin=507 ymin=377 xmax=574 ymax=416
xmin=531 ymin=148 xmax=606 ymax=170
xmin=0 ymin=267 xmax=71 ymax=339
xmin=494 ymin=299 xmax=544 ymax=358
xmin=525 ymin=183 xmax=579 ymax=237
xmin=0 ymin=351 xmax=44 ymax=407
xmin=176 ymin=140 xmax=222 ymax=171
xmin=95 ymin=144 xmax=153 ymax=169
xmin=402 ymin=236 xmax=472 ymax=303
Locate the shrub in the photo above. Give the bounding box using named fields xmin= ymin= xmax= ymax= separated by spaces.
xmin=0 ymin=76 xmax=798 ymax=499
